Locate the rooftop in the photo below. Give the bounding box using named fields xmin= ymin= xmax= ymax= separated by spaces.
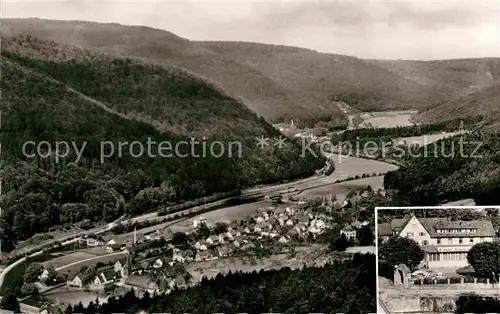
xmin=378 ymin=215 xmax=496 ymax=238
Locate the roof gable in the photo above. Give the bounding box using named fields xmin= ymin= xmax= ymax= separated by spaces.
xmin=418 ymin=217 xmax=496 ymax=238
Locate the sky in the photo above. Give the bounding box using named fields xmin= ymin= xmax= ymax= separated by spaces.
xmin=3 ymin=0 xmax=500 ymax=60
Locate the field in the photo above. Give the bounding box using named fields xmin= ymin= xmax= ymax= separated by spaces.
xmin=186 ymin=245 xmax=326 ymax=283
xmin=392 ymin=131 xmax=469 ymax=146
xmin=325 ymin=154 xmax=398 ymax=180
xmin=47 ymin=252 xmax=127 ymax=279
xmin=350 ymin=110 xmax=417 ymax=129
xmin=43 ymin=287 xmax=109 ymax=307
xmin=42 ymin=252 xmax=99 ymax=269
xmin=440 ymin=199 xmax=476 ymax=207
xmin=296 ymin=175 xmax=385 ymax=202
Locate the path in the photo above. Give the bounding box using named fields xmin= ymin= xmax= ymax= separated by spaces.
xmin=55 ymin=251 xmax=128 ymax=272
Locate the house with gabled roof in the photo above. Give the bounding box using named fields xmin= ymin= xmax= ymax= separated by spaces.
xmin=340 ymin=225 xmax=356 ymax=240
xmin=217 ymin=246 xmax=231 ymax=258
xmin=124 ymin=275 xmax=159 ymax=294
xmin=91 ymin=269 xmax=116 ymax=289
xmin=67 ymin=272 xmax=93 ymax=289
xmin=379 ymin=214 xmax=496 ymax=269
xmin=195 ymin=249 xmax=217 ymax=261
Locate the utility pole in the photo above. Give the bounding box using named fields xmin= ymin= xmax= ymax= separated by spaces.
xmin=133 ymin=226 xmax=137 ymax=245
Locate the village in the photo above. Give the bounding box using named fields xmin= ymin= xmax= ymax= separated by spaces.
xmin=10 ymin=191 xmax=375 ymax=313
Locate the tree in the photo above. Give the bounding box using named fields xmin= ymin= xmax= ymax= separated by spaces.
xmin=455 ymin=295 xmax=500 ymax=313
xmin=21 ymin=283 xmax=39 ymax=296
xmin=45 ymin=265 xmax=65 ymax=285
xmin=0 ymin=292 xmax=20 ymax=312
xmin=467 ymin=242 xmax=500 ymax=279
xmin=196 ymin=224 xmax=211 ymax=239
xmin=171 ymin=232 xmax=189 ymax=247
xmin=357 ymin=225 xmax=374 ymax=246
xmin=214 ymin=222 xmax=228 ymax=235
xmin=331 ymin=234 xmax=349 ymax=251
xmin=379 ymin=236 xmax=424 ymax=271
xmin=24 ymin=262 xmax=44 ymax=283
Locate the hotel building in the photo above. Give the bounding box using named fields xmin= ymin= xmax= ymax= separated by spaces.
xmin=378 ymin=215 xmax=496 ymax=269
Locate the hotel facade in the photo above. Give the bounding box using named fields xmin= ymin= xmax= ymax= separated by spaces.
xmin=378 ymin=215 xmax=496 ymax=269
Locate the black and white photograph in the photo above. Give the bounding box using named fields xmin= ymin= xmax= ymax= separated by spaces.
xmin=377 ymin=206 xmax=500 ymax=313
xmin=0 ymin=1 xmax=499 ymax=313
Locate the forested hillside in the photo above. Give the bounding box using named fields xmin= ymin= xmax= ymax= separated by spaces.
xmin=371 ymin=58 xmax=500 ymax=127
xmin=4 ymin=19 xmax=500 ymax=129
xmin=384 ymin=132 xmax=500 ymax=206
xmin=69 ymin=253 xmax=376 ymax=314
xmin=415 ymin=84 xmax=500 ymax=129
xmin=199 ymin=41 xmax=439 ymax=114
xmin=0 ymin=34 xmax=324 ymax=251
xmin=1 ymin=18 xmax=348 ymax=128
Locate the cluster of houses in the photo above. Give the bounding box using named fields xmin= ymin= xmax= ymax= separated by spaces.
xmin=79 ymin=228 xmax=165 ymax=253
xmin=187 ymin=205 xmax=350 ymax=261
xmin=66 ymin=258 xmax=128 ymax=290
xmin=52 ymin=204 xmax=372 ymax=297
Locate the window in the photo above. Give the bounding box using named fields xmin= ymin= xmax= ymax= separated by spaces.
xmin=407 ymin=232 xmax=414 ymax=237
xmin=423 ymin=240 xmax=428 ymax=245
xmin=470 ymin=238 xmax=474 ymax=243
xmin=419 ymin=232 xmax=425 ymax=236
xmin=459 ymin=238 xmax=463 ymax=244
xmin=429 ymin=253 xmax=441 ymax=262
xmin=448 ymin=238 xmax=452 ymax=244
xmin=437 ymin=239 xmax=441 ymax=244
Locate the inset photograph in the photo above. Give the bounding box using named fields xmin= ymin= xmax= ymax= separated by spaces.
xmin=376 ymin=206 xmax=500 ymax=314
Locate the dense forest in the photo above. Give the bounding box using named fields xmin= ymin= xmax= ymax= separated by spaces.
xmin=384 ymin=132 xmax=500 ymax=206
xmin=67 ymin=253 xmax=376 ymax=314
xmin=0 ymin=35 xmax=324 ymax=251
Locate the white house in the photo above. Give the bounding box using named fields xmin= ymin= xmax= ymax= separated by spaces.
xmin=194 ymin=241 xmax=202 ymax=250
xmin=311 ymin=219 xmax=326 ymax=229
xmin=92 ymin=270 xmax=116 ymax=288
xmin=278 ymin=236 xmax=290 ymax=244
xmin=340 ymin=225 xmax=357 ymax=240
xmin=86 ymin=238 xmax=102 ymax=247
xmin=172 ymin=252 xmax=185 ymax=263
xmin=153 ymin=259 xmax=163 ymax=269
xmin=114 ymin=260 xmax=127 ymax=277
xmin=379 ymin=214 xmax=496 ymax=269
xmin=217 ymin=234 xmax=226 ymax=244
xmin=67 ymin=274 xmax=84 ymax=288
xmin=38 ymin=269 xmax=49 ymax=282
xmin=308 ymin=225 xmax=322 ymax=234
xmin=193 ymin=217 xmax=208 ymax=228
